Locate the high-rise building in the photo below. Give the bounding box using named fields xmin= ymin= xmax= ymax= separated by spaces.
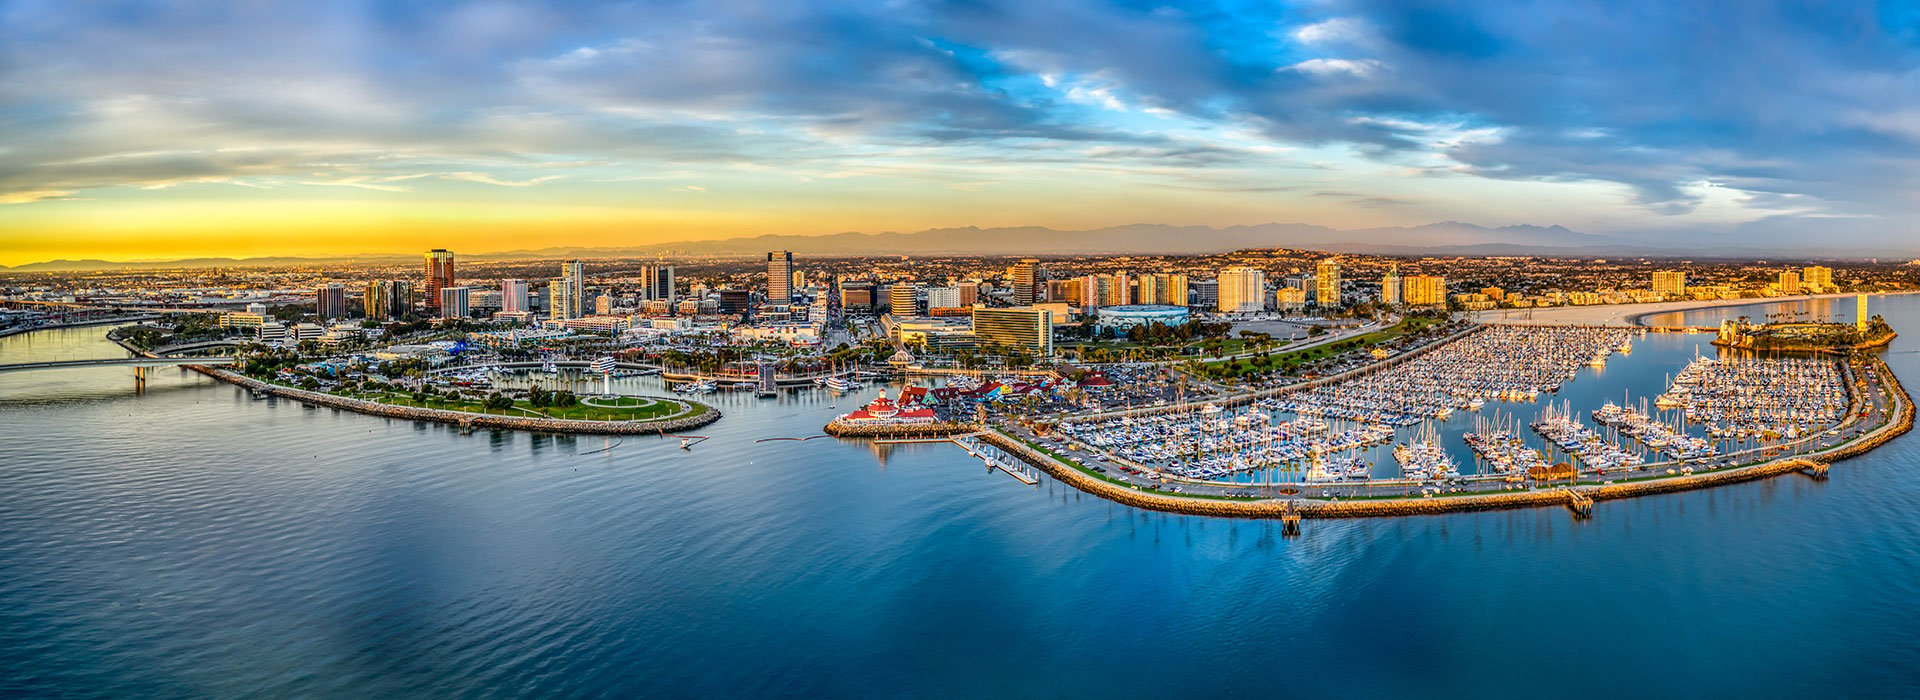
xmin=501 ymin=279 xmax=530 ymax=313
xmin=1802 ymin=265 xmax=1833 ymax=293
xmin=840 ymin=281 xmax=875 ymax=310
xmin=595 ymin=294 xmax=614 ymax=315
xmin=1137 ymin=273 xmax=1188 ymax=306
xmin=439 ymin=286 xmax=471 ymax=319
xmin=1011 ymin=259 xmax=1041 ymax=306
xmin=553 ymin=260 xmax=586 ymax=320
xmin=1778 ymin=270 xmax=1803 ymax=295
xmin=363 ymin=280 xmax=410 ymax=320
xmin=767 ymin=251 xmax=793 ymax=303
xmin=1404 ymin=275 xmax=1448 ymax=306
xmin=972 ymin=307 xmax=1053 ymax=355
xmin=1217 ymin=266 xmax=1265 ymax=313
xmin=1380 ymin=264 xmax=1403 ymax=306
xmin=642 ymin=265 xmax=676 ymax=302
xmin=1190 ymin=280 xmax=1219 ymax=309
xmin=314 ymin=283 xmax=347 ymax=319
xmin=1858 ymin=294 xmax=1870 ymax=330
xmin=1315 ymin=258 xmax=1342 ymax=308
xmin=1652 ymin=270 xmax=1687 ymax=297
xmin=957 ymin=282 xmax=980 ymax=307
xmin=1080 ymin=274 xmax=1110 ymax=312
xmin=1103 ymin=272 xmax=1132 ymax=307
xmin=1275 ymin=287 xmax=1307 ymax=311
xmin=927 ymin=286 xmax=962 ymax=310
xmin=424 ymin=249 xmax=454 ymax=313
xmin=889 ymin=283 xmax=920 ymax=315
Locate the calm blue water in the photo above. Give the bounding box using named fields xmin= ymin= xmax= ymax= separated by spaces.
xmin=2 ymin=300 xmax=1918 ymax=699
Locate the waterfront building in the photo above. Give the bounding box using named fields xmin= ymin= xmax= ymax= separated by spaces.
xmin=1778 ymin=270 xmax=1803 ymax=295
xmin=501 ymin=279 xmax=530 ymax=313
xmin=439 ymin=286 xmax=471 ymax=319
xmin=553 ymin=260 xmax=586 ymax=320
xmin=1404 ymin=275 xmax=1448 ymax=306
xmin=424 ymin=249 xmax=454 ymax=314
xmin=1095 ymin=304 xmax=1189 ymax=330
xmin=890 ymin=283 xmax=921 ymax=316
xmin=314 ymin=283 xmax=347 ymax=319
xmin=1316 ymin=258 xmax=1343 ymax=308
xmin=1803 ymin=265 xmax=1834 ymax=293
xmin=971 ymin=306 xmax=1054 ymax=355
xmin=1011 ymin=259 xmax=1041 ymax=306
xmin=1218 ymin=266 xmax=1265 ymax=313
xmin=1652 ymin=270 xmax=1687 ymax=298
xmin=767 ymin=251 xmax=794 ymax=304
xmin=1858 ymin=294 xmax=1870 ymax=330
xmin=836 ymin=390 xmax=936 ymax=426
xmin=642 ymin=265 xmax=676 ymax=302
xmin=1380 ymin=264 xmax=1403 ymax=306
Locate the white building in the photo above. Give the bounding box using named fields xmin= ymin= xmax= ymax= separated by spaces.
xmin=1217 ymin=267 xmax=1266 ymax=313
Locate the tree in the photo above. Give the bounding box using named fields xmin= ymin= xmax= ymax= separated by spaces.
xmin=527 ymin=386 xmax=551 ymax=407
xmin=484 ymin=392 xmax=514 ymax=411
xmin=552 ymin=390 xmax=579 ymax=408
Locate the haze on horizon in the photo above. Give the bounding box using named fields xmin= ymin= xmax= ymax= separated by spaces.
xmin=6 ymin=1 xmax=1920 ymax=267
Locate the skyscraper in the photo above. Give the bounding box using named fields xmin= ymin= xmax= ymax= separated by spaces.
xmin=553 ymin=260 xmax=586 ymax=320
xmin=1315 ymin=258 xmax=1342 ymax=308
xmin=1011 ymin=259 xmax=1040 ymax=306
xmin=1218 ymin=266 xmax=1265 ymax=313
xmin=1380 ymin=264 xmax=1403 ymax=306
xmin=501 ymin=279 xmax=530 ymax=313
xmin=642 ymin=265 xmax=676 ymax=302
xmin=1652 ymin=270 xmax=1687 ymax=297
xmin=889 ymin=282 xmax=920 ymax=315
xmin=1105 ymin=271 xmax=1132 ymax=307
xmin=1778 ymin=270 xmax=1803 ymax=295
xmin=424 ymin=249 xmax=454 ymax=313
xmin=364 ymin=280 xmax=410 ymax=320
xmin=314 ymin=283 xmax=346 ymax=319
xmin=767 ymin=251 xmax=793 ymax=304
xmin=439 ymin=286 xmax=471 ymax=319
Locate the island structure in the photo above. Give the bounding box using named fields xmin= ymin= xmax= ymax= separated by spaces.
xmin=826 ymin=315 xmax=1912 ymax=525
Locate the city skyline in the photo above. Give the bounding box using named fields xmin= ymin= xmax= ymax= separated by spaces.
xmin=12 ymin=2 xmax=1920 ymax=265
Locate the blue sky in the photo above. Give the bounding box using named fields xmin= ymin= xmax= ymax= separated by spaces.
xmin=4 ymin=0 xmax=1920 ymax=262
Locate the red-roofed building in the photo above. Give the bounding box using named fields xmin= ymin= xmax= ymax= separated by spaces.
xmin=838 ymin=390 xmax=937 ymax=425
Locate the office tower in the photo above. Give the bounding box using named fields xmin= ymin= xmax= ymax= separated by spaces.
xmin=889 ymin=283 xmax=920 ymax=315
xmin=957 ymin=282 xmax=979 ymax=307
xmin=840 ymin=281 xmax=874 ymax=310
xmin=767 ymin=251 xmax=793 ymax=303
xmin=424 ymin=249 xmax=454 ymax=313
xmin=501 ymin=279 xmax=530 ymax=313
xmin=368 ymin=281 xmax=409 ymax=319
xmin=1404 ymin=275 xmax=1448 ymax=306
xmin=1652 ymin=270 xmax=1686 ymax=297
xmin=1217 ymin=266 xmax=1265 ymax=313
xmin=1778 ymin=270 xmax=1802 ymax=295
xmin=1380 ymin=265 xmax=1403 ymax=306
xmin=1190 ymin=280 xmax=1219 ymax=308
xmin=642 ymin=265 xmax=676 ymax=302
xmin=439 ymin=286 xmax=471 ymax=319
xmin=972 ymin=307 xmax=1053 ymax=355
xmin=314 ymin=283 xmax=347 ymax=319
xmin=1011 ymin=259 xmax=1040 ymax=306
xmin=553 ymin=260 xmax=586 ymax=320
xmin=718 ymin=289 xmax=751 ymax=314
xmin=1802 ymin=265 xmax=1833 ymax=292
xmin=927 ymin=286 xmax=962 ymax=310
xmin=1315 ymin=258 xmax=1342 ymax=308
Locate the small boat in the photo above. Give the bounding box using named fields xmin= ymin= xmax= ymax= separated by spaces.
xmin=679 ymin=438 xmax=692 ymax=450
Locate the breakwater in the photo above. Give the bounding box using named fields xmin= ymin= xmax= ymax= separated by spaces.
xmin=189 ymin=365 xmax=723 ymax=435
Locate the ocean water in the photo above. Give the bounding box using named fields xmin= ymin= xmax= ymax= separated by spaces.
xmin=1 ymin=299 xmax=1917 ymax=699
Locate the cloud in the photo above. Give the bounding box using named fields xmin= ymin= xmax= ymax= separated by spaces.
xmin=440 ymin=172 xmax=563 ymax=187
xmin=0 ymin=190 xmax=76 ymax=205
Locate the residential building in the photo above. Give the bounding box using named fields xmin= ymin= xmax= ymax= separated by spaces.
xmin=1011 ymin=258 xmax=1040 ymax=306
xmin=1217 ymin=266 xmax=1265 ymax=313
xmin=1652 ymin=270 xmax=1687 ymax=298
xmin=1404 ymin=275 xmax=1448 ymax=306
xmin=553 ymin=260 xmax=586 ymax=320
xmin=501 ymin=279 xmax=530 ymax=313
xmin=1380 ymin=265 xmax=1402 ymax=306
xmin=1315 ymin=258 xmax=1342 ymax=307
xmin=439 ymin=286 xmax=472 ymax=319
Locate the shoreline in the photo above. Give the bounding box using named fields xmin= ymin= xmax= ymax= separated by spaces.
xmin=1466 ymin=290 xmax=1920 ymax=328
xmin=188 ymin=364 xmax=724 ymax=435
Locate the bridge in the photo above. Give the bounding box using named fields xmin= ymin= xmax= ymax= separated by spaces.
xmin=0 ymin=357 xmax=238 ymax=374
xmin=150 ymin=339 xmax=249 ymax=355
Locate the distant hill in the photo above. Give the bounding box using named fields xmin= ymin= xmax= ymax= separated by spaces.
xmin=4 ymin=220 xmax=1654 ymax=271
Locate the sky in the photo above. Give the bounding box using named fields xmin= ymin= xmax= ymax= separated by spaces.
xmin=6 ymin=0 xmax=1920 ymax=265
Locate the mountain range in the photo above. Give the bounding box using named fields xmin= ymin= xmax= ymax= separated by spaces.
xmin=2 ymin=221 xmax=1669 ymax=271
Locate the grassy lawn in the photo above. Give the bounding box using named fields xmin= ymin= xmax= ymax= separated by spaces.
xmin=1193 ymin=316 xmax=1443 ymax=378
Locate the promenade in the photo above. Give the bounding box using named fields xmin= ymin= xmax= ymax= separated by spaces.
xmin=1469 ymin=291 xmax=1917 ymax=327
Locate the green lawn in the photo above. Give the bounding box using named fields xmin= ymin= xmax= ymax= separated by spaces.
xmin=1193 ymin=317 xmax=1444 ymax=378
